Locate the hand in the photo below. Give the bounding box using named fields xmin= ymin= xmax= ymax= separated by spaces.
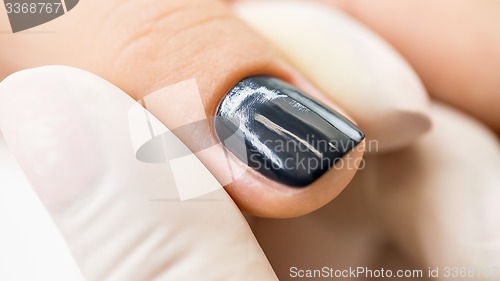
xmin=1 ymin=0 xmax=499 ymax=280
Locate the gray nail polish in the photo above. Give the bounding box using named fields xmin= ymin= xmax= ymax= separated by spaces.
xmin=214 ymin=76 xmax=365 ymax=187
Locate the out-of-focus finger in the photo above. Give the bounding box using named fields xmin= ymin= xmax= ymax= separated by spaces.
xmin=327 ymin=0 xmax=500 ymax=132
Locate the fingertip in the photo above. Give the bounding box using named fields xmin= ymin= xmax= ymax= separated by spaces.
xmin=210 ymin=74 xmax=365 ymax=218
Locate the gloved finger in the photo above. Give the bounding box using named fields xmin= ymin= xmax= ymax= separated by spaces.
xmin=365 ymin=102 xmax=500 ymax=280
xmin=0 ymin=66 xmax=278 ymax=281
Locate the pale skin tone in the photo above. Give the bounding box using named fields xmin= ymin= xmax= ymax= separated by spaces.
xmin=0 ymin=0 xmax=499 ymax=280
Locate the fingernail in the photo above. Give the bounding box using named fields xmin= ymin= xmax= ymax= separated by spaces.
xmin=214 ymin=76 xmax=365 ymax=187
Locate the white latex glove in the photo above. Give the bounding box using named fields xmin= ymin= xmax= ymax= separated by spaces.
xmin=0 ymin=66 xmax=277 ymax=281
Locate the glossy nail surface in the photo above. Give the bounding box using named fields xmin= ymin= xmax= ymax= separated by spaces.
xmin=214 ymin=76 xmax=364 ymax=187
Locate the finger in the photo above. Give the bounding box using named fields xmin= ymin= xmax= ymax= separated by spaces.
xmin=326 ymin=0 xmax=500 ymax=132
xmin=364 ymin=102 xmax=500 ymax=278
xmin=0 ymin=66 xmax=278 ymax=280
xmin=0 ymin=0 xmax=365 ymax=218
xmin=233 ymin=0 xmax=431 ymax=152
